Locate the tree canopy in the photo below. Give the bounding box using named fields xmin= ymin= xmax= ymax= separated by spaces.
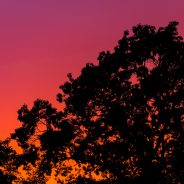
xmin=1 ymin=21 xmax=183 ymax=183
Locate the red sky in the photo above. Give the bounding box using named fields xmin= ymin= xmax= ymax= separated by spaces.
xmin=0 ymin=0 xmax=184 ymax=139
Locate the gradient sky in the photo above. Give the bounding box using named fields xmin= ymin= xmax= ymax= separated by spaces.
xmin=0 ymin=0 xmax=184 ymax=139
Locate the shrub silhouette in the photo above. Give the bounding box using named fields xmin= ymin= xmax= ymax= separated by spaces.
xmin=9 ymin=21 xmax=184 ymax=183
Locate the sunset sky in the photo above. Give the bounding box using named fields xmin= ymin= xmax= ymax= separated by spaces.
xmin=0 ymin=0 xmax=184 ymax=139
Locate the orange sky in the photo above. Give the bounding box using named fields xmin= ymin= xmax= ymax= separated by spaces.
xmin=0 ymin=0 xmax=184 ymax=139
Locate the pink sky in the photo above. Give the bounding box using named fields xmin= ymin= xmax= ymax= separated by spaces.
xmin=0 ymin=0 xmax=184 ymax=139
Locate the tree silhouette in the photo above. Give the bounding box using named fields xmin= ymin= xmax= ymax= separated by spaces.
xmin=0 ymin=139 xmax=18 ymax=183
xmin=11 ymin=21 xmax=184 ymax=183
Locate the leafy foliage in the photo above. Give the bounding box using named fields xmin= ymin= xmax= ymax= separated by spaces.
xmin=2 ymin=21 xmax=183 ymax=183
